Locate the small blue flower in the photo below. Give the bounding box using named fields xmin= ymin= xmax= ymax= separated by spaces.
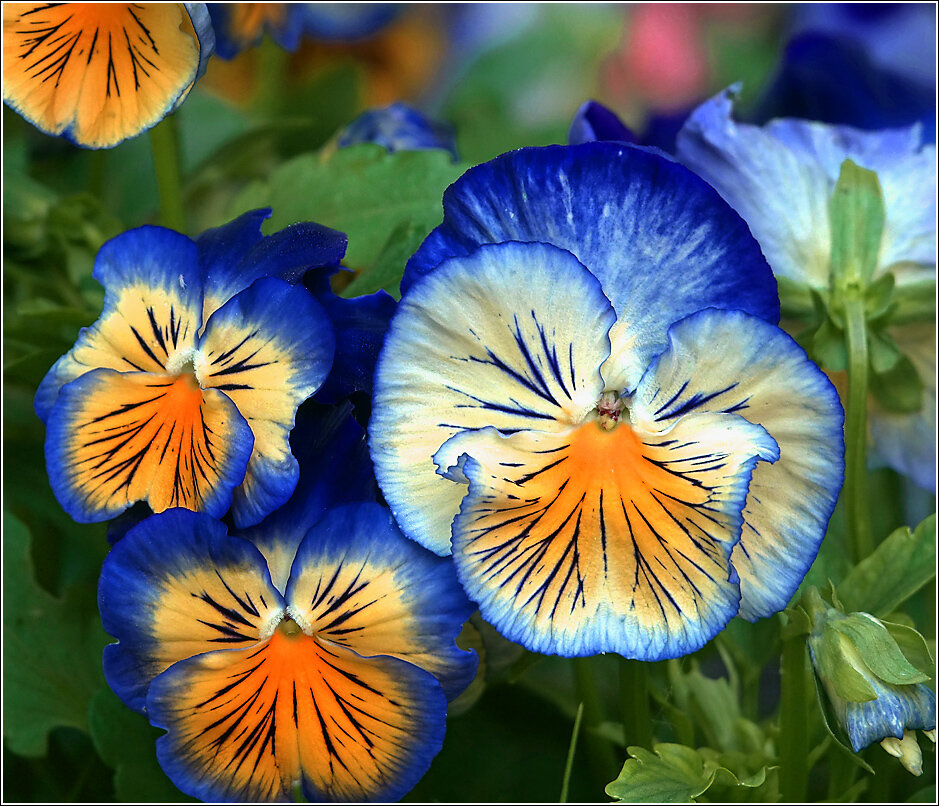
xmin=339 ymin=102 xmax=458 ymax=159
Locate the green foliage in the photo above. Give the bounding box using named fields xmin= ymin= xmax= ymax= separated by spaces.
xmin=231 ymin=143 xmax=469 ymax=273
xmin=2 ymin=512 xmax=107 ymax=756
xmin=837 ymin=515 xmax=936 ymax=617
xmin=606 ymin=743 xmax=771 ymax=803
xmin=88 ymin=688 xmax=193 ymax=802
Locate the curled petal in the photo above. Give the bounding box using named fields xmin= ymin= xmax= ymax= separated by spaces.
xmin=147 ymin=633 xmax=447 ymax=802
xmin=371 ymin=240 xmax=615 ymax=555
xmin=632 ymin=308 xmax=845 ymax=619
xmin=197 ymin=277 xmax=335 ymax=527
xmin=285 ymin=503 xmax=478 ymax=700
xmin=436 ymin=412 xmax=778 ymax=659
xmin=2 ymin=3 xmax=214 ymax=148
xmin=46 ymin=370 xmax=254 ymax=523
xmin=99 ymin=509 xmax=284 ymax=712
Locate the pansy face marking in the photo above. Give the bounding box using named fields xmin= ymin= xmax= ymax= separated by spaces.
xmin=371 ymin=143 xmax=845 ymax=659
xmin=2 ymin=3 xmax=214 ymax=148
xmin=37 ymin=212 xmax=346 ymax=528
xmin=98 ymin=502 xmax=477 ymax=802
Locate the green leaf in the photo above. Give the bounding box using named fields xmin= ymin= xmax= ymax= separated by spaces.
xmin=830 ymin=615 xmax=929 ymax=686
xmin=881 ymin=621 xmax=936 ymax=679
xmin=2 ymin=511 xmax=106 ymax=756
xmin=230 ymin=144 xmax=469 ymax=270
xmin=828 ymin=158 xmax=886 ymax=288
xmin=776 ymin=275 xmax=816 ymax=320
xmin=341 ymin=219 xmax=427 ymax=300
xmin=863 ymin=271 xmax=896 ymax=322
xmin=813 ymin=625 xmax=877 ymax=702
xmin=88 ymin=687 xmax=193 ymax=802
xmin=889 ymin=279 xmax=936 ymax=325
xmin=809 ymin=316 xmax=848 ymax=372
xmin=837 ymin=514 xmax=937 ymax=617
xmin=605 ymin=744 xmax=769 ymax=803
xmin=870 ymin=349 xmax=925 ymax=413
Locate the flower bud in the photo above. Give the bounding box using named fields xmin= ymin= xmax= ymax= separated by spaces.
xmin=806 ymin=595 xmax=936 ymax=760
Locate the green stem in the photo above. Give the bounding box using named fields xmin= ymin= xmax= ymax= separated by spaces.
xmin=149 ymin=115 xmax=186 ymax=232
xmin=780 ymin=637 xmax=811 ymax=803
xmin=571 ymin=657 xmax=618 ymax=790
xmin=619 ymin=658 xmax=652 ymax=750
xmin=843 ymin=292 xmax=873 ymax=562
xmin=560 ymin=702 xmax=584 ymax=803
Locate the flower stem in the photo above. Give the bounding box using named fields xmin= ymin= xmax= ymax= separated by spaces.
xmin=780 ymin=636 xmax=811 ymax=802
xmin=571 ymin=657 xmax=618 ymax=790
xmin=619 ymin=658 xmax=652 ymax=750
xmin=560 ymin=702 xmax=584 ymax=803
xmin=843 ymin=292 xmax=873 ymax=562
xmin=149 ymin=115 xmax=186 ymax=233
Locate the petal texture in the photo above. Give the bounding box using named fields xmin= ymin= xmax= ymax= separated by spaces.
xmin=676 ymin=88 xmax=937 ymax=289
xmin=46 ymin=370 xmax=254 ymax=522
xmin=632 ymin=309 xmax=845 ymax=619
xmin=286 ymin=503 xmax=478 ymax=700
xmin=147 ymin=635 xmax=447 ymax=802
xmin=2 ymin=3 xmax=212 ymax=148
xmin=99 ymin=509 xmax=284 ymax=712
xmin=371 ymin=241 xmax=615 ymax=555
xmin=403 ymin=142 xmax=779 ymax=391
xmin=197 ymin=277 xmax=335 ymax=527
xmin=437 ymin=414 xmax=778 ymax=659
xmin=35 ymin=226 xmax=203 ymax=422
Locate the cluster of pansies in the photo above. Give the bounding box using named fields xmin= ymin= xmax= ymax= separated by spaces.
xmin=7 ymin=2 xmax=936 ymax=802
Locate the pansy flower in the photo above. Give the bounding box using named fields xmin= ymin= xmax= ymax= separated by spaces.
xmin=370 ymin=142 xmax=845 ymax=659
xmin=35 ymin=208 xmax=347 ymax=528
xmin=2 ymin=3 xmax=214 ymax=148
xmin=98 ymin=403 xmax=477 ymax=802
xmin=676 ymin=88 xmax=937 ymax=491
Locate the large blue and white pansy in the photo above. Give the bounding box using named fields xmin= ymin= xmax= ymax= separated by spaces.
xmin=370 ymin=142 xmax=845 ymax=659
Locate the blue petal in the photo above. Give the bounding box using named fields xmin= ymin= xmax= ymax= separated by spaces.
xmin=206 ymin=3 xmax=307 ymax=59
xmin=197 ymin=277 xmax=336 ymax=528
xmin=238 ymin=401 xmax=378 ymax=593
xmin=748 ymin=32 xmax=936 ymax=141
xmin=197 ymin=209 xmax=347 ymax=322
xmin=304 ymin=269 xmax=397 ymax=403
xmin=676 ymin=87 xmax=936 ymax=288
xmin=339 ymin=103 xmax=458 ymax=159
xmin=841 ymin=679 xmax=937 ymax=752
xmin=285 ymin=503 xmax=478 ymax=701
xmin=402 ymin=142 xmax=779 ymax=392
xmin=98 ymin=508 xmax=284 ymax=713
xmin=568 ymin=100 xmax=637 ymax=145
xmin=631 ymin=308 xmax=845 ymax=620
